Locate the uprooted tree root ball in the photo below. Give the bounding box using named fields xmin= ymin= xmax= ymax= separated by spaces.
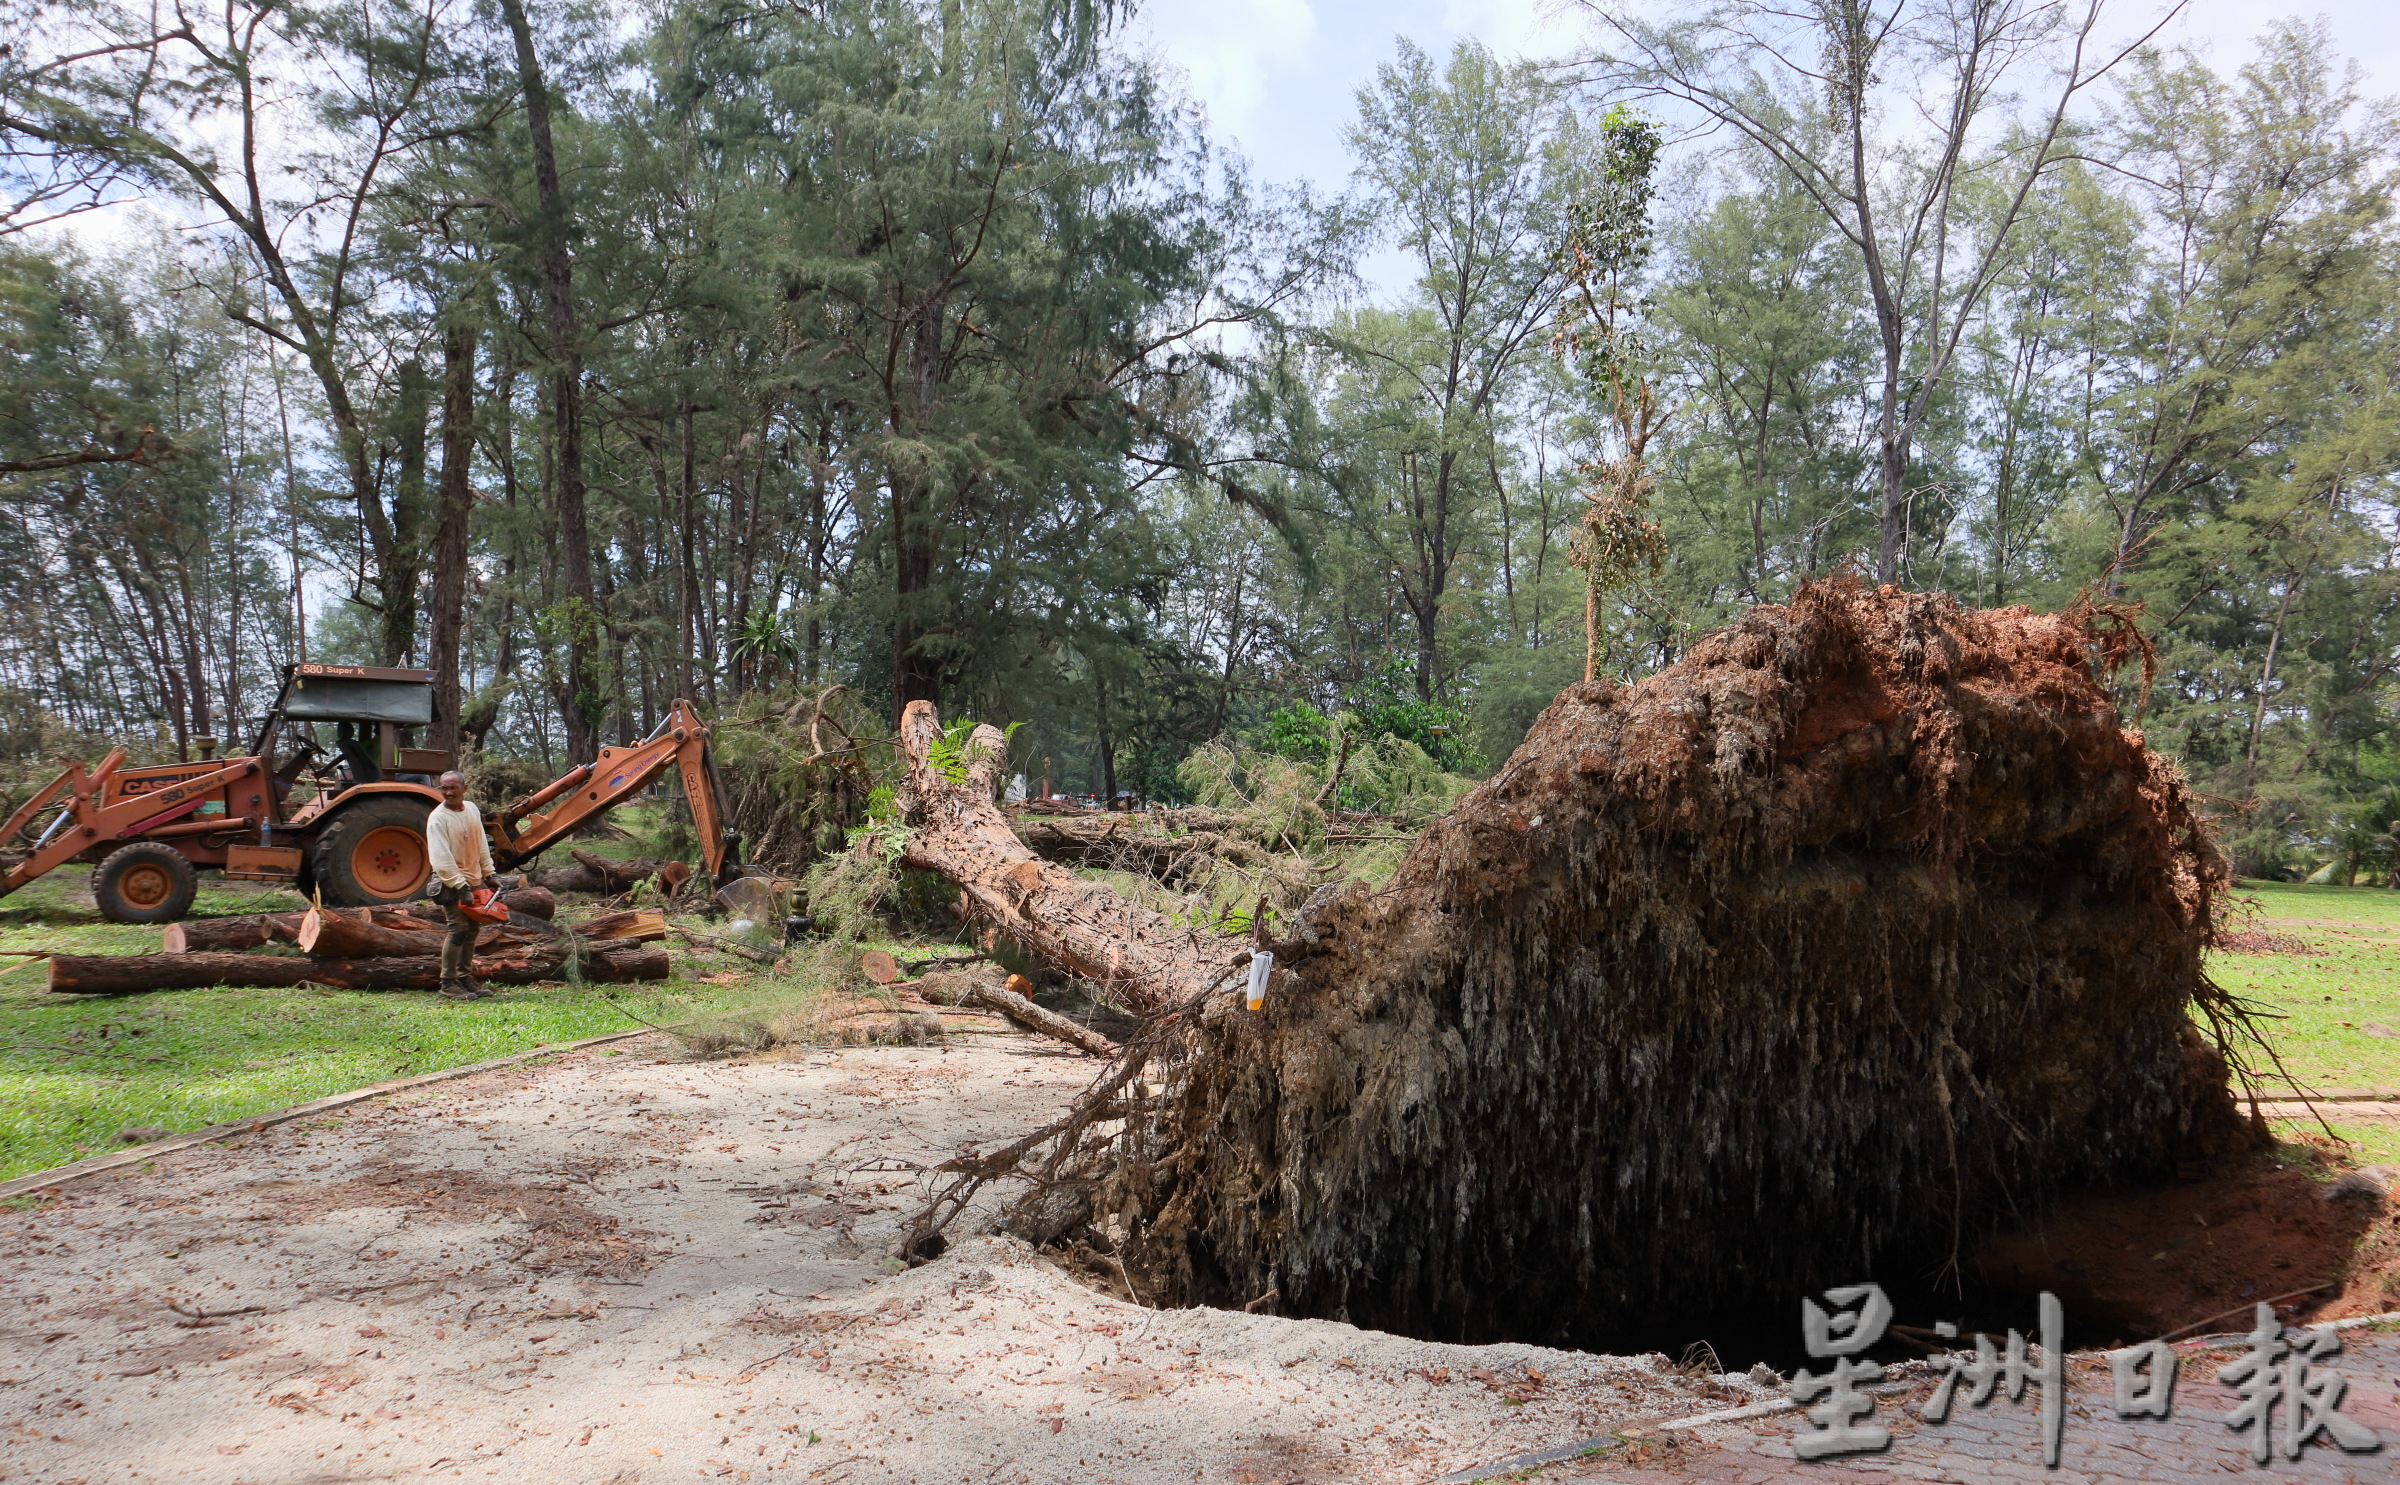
xmin=936 ymin=582 xmax=2262 ymax=1353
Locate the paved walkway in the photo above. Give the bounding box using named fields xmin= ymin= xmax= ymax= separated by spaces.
xmin=1539 ymin=1330 xmax=2400 ymax=1484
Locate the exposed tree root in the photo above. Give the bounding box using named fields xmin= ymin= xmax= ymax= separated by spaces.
xmin=895 ymin=582 xmax=2265 ymax=1352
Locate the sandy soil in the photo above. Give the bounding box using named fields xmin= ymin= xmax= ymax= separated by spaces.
xmin=0 ymin=1030 xmax=1764 ymax=1485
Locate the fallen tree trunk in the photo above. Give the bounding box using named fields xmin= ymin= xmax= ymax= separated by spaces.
xmin=49 ymin=938 xmax=668 ymax=994
xmin=904 ymin=582 xmax=2260 ymax=1353
xmin=162 ymin=913 xmax=305 ymax=953
xmin=530 ymin=850 xmax=656 ymax=895
xmin=912 ymin=967 xmax=1118 ymax=1058
xmin=895 ymin=702 xmax=1245 ymax=1017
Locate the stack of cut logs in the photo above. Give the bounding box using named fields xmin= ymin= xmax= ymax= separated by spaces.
xmin=46 ymin=886 xmax=671 ymax=994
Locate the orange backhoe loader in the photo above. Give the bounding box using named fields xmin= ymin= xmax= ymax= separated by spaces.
xmin=0 ymin=663 xmax=740 ymax=923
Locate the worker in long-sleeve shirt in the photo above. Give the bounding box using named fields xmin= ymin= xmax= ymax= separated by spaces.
xmin=426 ymin=770 xmax=496 ymax=1000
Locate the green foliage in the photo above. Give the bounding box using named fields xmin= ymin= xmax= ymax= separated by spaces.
xmin=708 ymin=689 xmax=882 ymax=873
xmin=1258 ymin=704 xmax=1331 ymax=763
xmin=800 ymin=843 xmax=901 ymax=939
xmin=1185 ymin=710 xmax=1474 ymax=833
xmin=1 ymin=3 xmax=2395 ymax=907
xmin=1350 ymin=657 xmax=1482 ymax=774
xmin=924 ymin=718 xmax=1022 ymax=786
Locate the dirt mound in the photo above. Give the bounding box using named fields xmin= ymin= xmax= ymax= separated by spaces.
xmin=1092 ymin=581 xmax=2254 ymax=1353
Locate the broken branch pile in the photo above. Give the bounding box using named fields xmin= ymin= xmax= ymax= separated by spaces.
xmin=901 ymin=582 xmax=2258 ymax=1351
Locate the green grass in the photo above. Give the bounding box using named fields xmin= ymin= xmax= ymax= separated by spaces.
xmin=2212 ymin=881 xmax=2400 ymax=1162
xmin=0 ymin=864 xmax=776 ymax=1183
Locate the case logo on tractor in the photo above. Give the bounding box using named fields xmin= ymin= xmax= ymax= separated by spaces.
xmin=118 ymin=770 xmax=217 ymax=796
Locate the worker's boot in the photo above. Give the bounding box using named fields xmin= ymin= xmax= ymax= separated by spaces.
xmin=438 ymin=920 xmax=486 ymax=999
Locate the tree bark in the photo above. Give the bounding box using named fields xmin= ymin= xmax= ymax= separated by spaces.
xmin=428 ymin=320 xmax=477 ymax=759
xmin=295 ymin=906 xmax=555 ymax=958
xmin=161 ymin=913 xmax=306 ymax=953
xmin=383 ymin=358 xmax=433 ymax=666
xmin=529 ymin=851 xmax=656 ymax=895
xmin=895 ymin=701 xmax=1241 ymax=1017
xmin=49 ymin=940 xmax=668 ymax=995
xmin=497 ymin=0 xmax=600 ymax=765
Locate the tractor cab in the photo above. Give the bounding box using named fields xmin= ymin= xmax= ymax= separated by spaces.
xmin=231 ymin=664 xmax=455 ymax=898
xmin=252 ymin=664 xmax=452 ymax=791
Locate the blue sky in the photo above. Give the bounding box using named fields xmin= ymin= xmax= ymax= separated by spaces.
xmin=1129 ymin=0 xmax=2400 ymax=203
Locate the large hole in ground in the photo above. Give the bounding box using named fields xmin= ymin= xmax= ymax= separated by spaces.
xmin=1650 ymin=1153 xmax=2391 ymax=1373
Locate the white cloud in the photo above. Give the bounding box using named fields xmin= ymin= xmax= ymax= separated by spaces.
xmin=1135 ymin=0 xmax=1322 ymax=141
xmin=1439 ymin=0 xmax=1579 ymax=62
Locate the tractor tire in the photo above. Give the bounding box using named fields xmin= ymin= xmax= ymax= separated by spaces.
xmin=310 ymin=795 xmax=434 ymax=908
xmin=94 ymin=841 xmax=199 ymax=925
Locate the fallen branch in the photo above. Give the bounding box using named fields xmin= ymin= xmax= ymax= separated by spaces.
xmin=914 ymin=971 xmax=1117 ymax=1058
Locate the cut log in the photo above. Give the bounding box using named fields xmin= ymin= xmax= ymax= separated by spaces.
xmin=161 ymin=913 xmax=305 ymax=953
xmin=572 ymin=909 xmax=666 ymax=942
xmin=48 ymin=938 xmax=668 ymax=994
xmin=294 ymin=906 xmax=553 ymax=959
xmin=396 ymin=902 xmax=559 ymax=935
xmin=895 ymin=701 xmax=1243 ymax=1017
xmin=499 ymin=885 xmax=557 ymax=920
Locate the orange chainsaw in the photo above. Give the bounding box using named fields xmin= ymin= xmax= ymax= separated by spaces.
xmin=459 ymin=883 xmax=510 ymax=924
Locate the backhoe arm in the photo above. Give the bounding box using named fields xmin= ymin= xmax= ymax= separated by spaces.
xmin=488 ymin=700 xmax=738 ymax=883
xmin=0 ymin=751 xmax=266 ymax=898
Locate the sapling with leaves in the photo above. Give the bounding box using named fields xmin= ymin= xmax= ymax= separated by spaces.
xmin=1556 ymin=105 xmax=1669 ymax=682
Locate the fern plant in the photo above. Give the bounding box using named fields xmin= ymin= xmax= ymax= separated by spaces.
xmin=925 ymin=717 xmax=1024 ymax=785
